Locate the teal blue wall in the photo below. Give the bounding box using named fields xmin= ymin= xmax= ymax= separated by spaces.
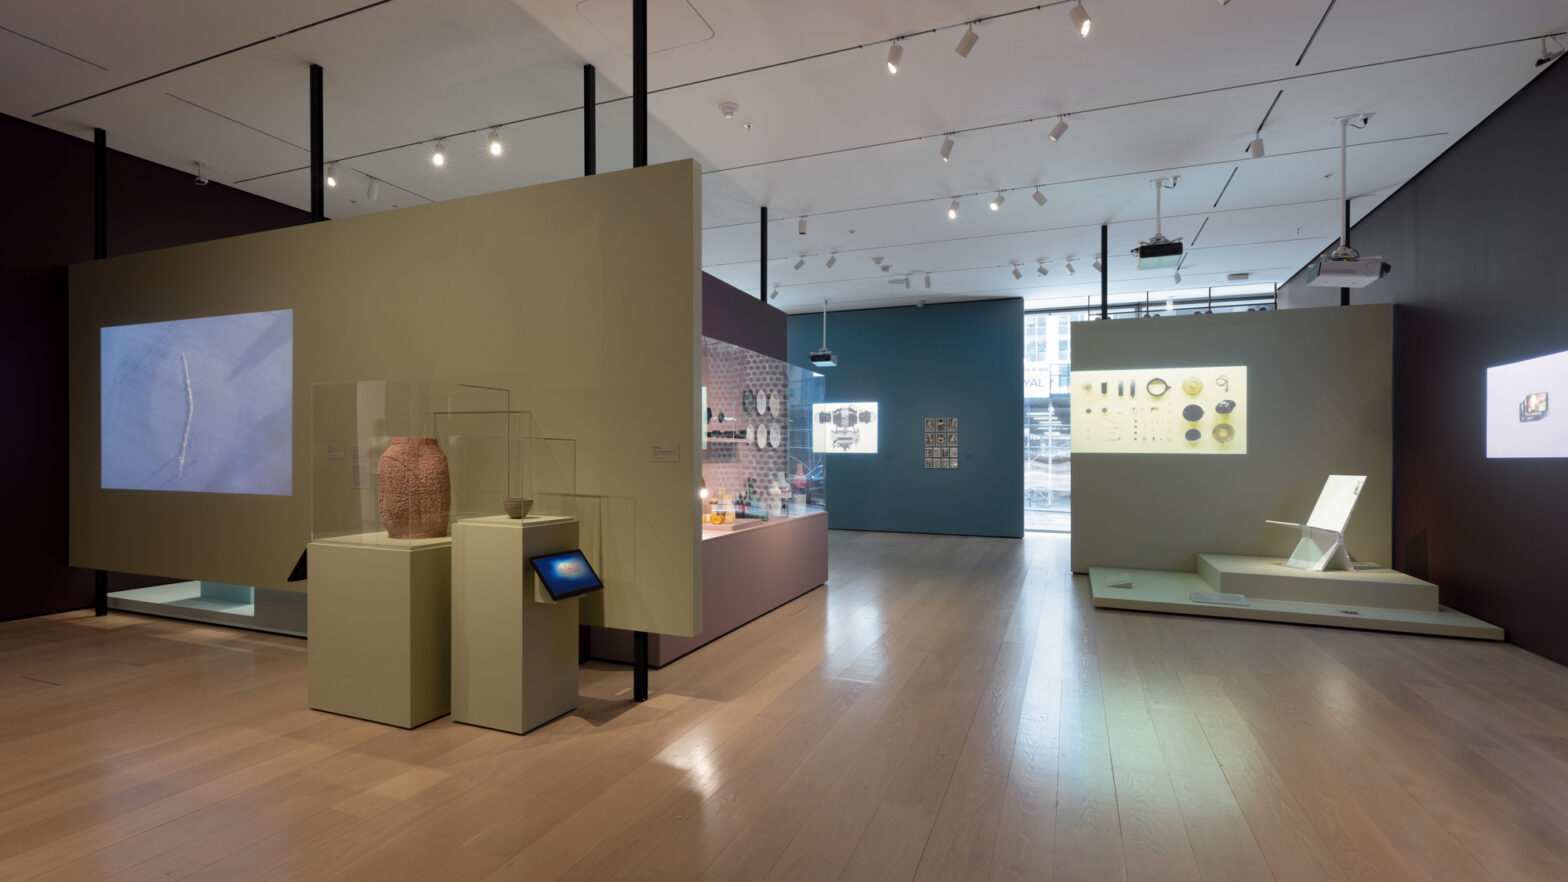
xmin=787 ymin=298 xmax=1023 ymax=538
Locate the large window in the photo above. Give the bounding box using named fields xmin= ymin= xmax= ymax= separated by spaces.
xmin=1023 ymin=285 xmax=1276 ymax=532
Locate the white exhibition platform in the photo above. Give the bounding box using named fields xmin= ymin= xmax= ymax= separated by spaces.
xmin=1090 ymin=553 xmax=1503 ymax=640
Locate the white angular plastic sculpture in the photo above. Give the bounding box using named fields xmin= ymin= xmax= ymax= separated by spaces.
xmin=1266 ymin=475 xmax=1366 ymax=571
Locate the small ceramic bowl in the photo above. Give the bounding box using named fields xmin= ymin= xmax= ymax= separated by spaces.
xmin=502 ymin=497 xmax=535 ymax=519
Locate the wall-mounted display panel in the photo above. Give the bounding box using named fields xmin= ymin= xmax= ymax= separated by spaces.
xmin=812 ymin=402 xmax=878 ymax=454
xmin=101 ymin=309 xmax=292 ymax=494
xmin=1070 ymin=366 xmax=1247 ymax=454
xmin=1487 ymin=349 xmax=1566 ymax=458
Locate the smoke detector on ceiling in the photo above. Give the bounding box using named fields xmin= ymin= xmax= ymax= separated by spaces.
xmin=718 ymin=101 xmax=739 ymax=119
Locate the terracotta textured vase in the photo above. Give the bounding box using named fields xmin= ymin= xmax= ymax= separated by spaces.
xmin=378 ymin=437 xmax=450 ymax=539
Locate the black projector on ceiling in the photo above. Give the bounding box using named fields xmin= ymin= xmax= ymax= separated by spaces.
xmin=1134 ymin=239 xmax=1183 ymax=270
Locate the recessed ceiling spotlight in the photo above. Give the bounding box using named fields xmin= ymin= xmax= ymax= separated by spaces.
xmin=793 ymin=257 xmax=806 ymax=271
xmin=990 ymin=192 xmax=1005 ymax=211
xmin=488 ymin=129 xmax=503 ymax=156
xmin=325 ymin=163 xmax=337 ymax=188
xmin=955 ymin=25 xmax=979 ymax=58
xmin=1049 ymin=117 xmax=1069 ymax=142
xmin=1247 ymin=136 xmax=1265 ymax=158
xmin=798 ymin=216 xmax=807 ymax=235
xmin=1068 ymin=2 xmax=1092 ymax=37
xmin=719 ymin=100 xmax=740 ymax=119
xmin=1037 ymin=262 xmax=1049 ymax=277
xmin=886 ymin=42 xmax=903 ymax=74
xmin=940 ymin=136 xmax=954 ymax=162
xmin=948 ymin=199 xmax=959 ymax=220
xmin=1065 ymin=261 xmax=1076 ymax=276
xmin=1032 ymin=187 xmax=1047 ymax=207
xmin=1011 ymin=264 xmax=1023 ymax=280
xmin=432 ymin=140 xmax=446 ymax=166
xmin=826 ymin=253 xmax=837 ymax=268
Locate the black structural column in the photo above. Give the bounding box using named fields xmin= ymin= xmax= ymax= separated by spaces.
xmin=583 ymin=64 xmax=596 ymax=176
xmin=631 ymin=0 xmax=650 ymax=704
xmin=93 ymin=126 xmax=109 ymax=617
xmin=309 ymin=64 xmax=325 ymax=222
xmin=1099 ymin=224 xmax=1109 ymax=320
xmin=759 ymin=206 xmax=768 ymax=302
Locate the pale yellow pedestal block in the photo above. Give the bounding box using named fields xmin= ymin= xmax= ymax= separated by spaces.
xmin=451 ymin=515 xmax=581 ymax=734
xmin=307 ymin=533 xmax=452 ymax=728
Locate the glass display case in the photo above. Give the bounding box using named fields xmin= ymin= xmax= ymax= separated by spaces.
xmin=448 ymin=433 xmax=577 ymax=522
xmin=700 ymin=337 xmax=827 ymax=526
xmin=310 ymin=380 xmax=515 ymax=544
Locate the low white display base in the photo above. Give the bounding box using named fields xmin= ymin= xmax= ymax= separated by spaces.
xmin=1090 ymin=555 xmax=1502 ymax=640
xmin=451 ymin=515 xmax=581 ymax=735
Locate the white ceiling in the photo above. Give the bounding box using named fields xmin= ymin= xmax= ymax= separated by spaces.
xmin=4 ymin=0 xmax=1563 ymax=313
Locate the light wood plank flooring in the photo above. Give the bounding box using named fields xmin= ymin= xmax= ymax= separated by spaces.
xmin=3 ymin=531 xmax=1568 ymax=881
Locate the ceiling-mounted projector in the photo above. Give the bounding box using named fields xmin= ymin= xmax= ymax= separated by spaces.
xmin=809 ymin=348 xmax=837 ymax=367
xmin=1306 ymin=256 xmax=1390 ymax=288
xmin=1135 ymin=239 xmax=1183 ymax=270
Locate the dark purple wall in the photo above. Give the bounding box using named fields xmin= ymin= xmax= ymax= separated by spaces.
xmin=1277 ymin=60 xmax=1568 ymax=665
xmin=702 ymin=272 xmax=786 ymax=360
xmin=0 ymin=112 xmax=310 ymax=621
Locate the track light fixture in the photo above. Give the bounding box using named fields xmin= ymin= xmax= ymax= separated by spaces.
xmin=1537 ymin=36 xmax=1566 ymax=67
xmin=1247 ymin=136 xmax=1265 ymax=159
xmin=990 ymin=193 xmax=1005 ymax=211
xmin=1174 ymin=270 xmax=1183 ymax=284
xmin=1032 ymin=187 xmax=1047 ymax=207
xmin=793 ymin=257 xmax=806 ymax=271
xmin=366 ymin=177 xmax=380 ymax=201
xmin=924 ymin=274 xmax=932 ymax=288
xmin=1049 ymin=117 xmax=1069 ymax=142
xmin=955 ymin=25 xmax=979 ymax=58
xmin=948 ymin=199 xmax=960 ymax=220
xmin=886 ymin=42 xmax=902 ymax=74
xmin=1065 ymin=261 xmax=1076 ymax=276
xmin=1037 ymin=262 xmax=1049 ymax=277
xmin=325 ymin=163 xmax=337 ymax=188
xmin=488 ymin=129 xmax=503 ymax=156
xmin=798 ymin=216 xmax=807 ymax=235
xmin=826 ymin=253 xmax=837 ymax=269
xmin=770 ymin=284 xmax=780 ymax=301
xmin=940 ymin=136 xmax=954 ymax=162
xmin=432 ymin=140 xmax=446 ymax=166
xmin=1166 ymin=298 xmax=1175 ymax=312
xmin=1092 ymin=258 xmax=1103 ymax=273
xmin=904 ymin=276 xmax=912 ymax=289
xmin=1011 ymin=264 xmax=1023 ymax=280
xmin=1068 ymin=2 xmax=1092 ymax=37
xmin=194 ymin=161 xmax=209 ymax=185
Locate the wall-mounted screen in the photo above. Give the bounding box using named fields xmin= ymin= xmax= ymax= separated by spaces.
xmin=101 ymin=309 xmax=293 ymax=494
xmin=1070 ymin=366 xmax=1247 ymax=454
xmin=1487 ymin=349 xmax=1567 ymax=458
xmin=812 ymin=402 xmax=878 ymax=453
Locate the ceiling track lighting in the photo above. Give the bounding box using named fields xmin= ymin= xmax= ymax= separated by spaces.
xmin=955 ymin=25 xmax=979 ymax=58
xmin=903 ymin=275 xmax=912 ymax=289
xmin=1065 ymin=260 xmax=1076 ymax=276
xmin=826 ymin=253 xmax=837 ymax=269
xmin=1032 ymin=187 xmax=1047 ymax=207
xmin=1011 ymin=264 xmax=1023 ymax=280
xmin=325 ymin=162 xmax=337 ymax=188
xmin=1037 ymin=262 xmax=1049 ymax=277
xmin=770 ymin=284 xmax=780 ymax=301
xmin=798 ymin=216 xmax=807 ymax=235
xmin=924 ymin=273 xmax=932 ymax=288
xmin=793 ymin=257 xmax=806 ymax=271
xmin=432 ymin=140 xmax=446 ymax=167
xmin=1068 ymin=2 xmax=1092 ymax=38
xmin=1247 ymin=136 xmax=1265 ymax=159
xmin=366 ymin=177 xmax=380 ymax=201
xmin=1173 ymin=270 xmax=1183 ymax=284
xmin=1092 ymin=257 xmax=1103 ymax=273
xmin=989 ymin=192 xmax=1005 ymax=211
xmin=939 ymin=135 xmax=954 ymax=163
xmin=488 ymin=129 xmax=503 ymax=156
xmin=886 ymin=41 xmax=902 ymax=75
xmin=948 ymin=199 xmax=960 ymax=220
xmin=1049 ymin=117 xmax=1069 ymax=142
xmin=1537 ymin=35 xmax=1566 ymax=67
xmin=193 ymin=161 xmax=209 ymax=186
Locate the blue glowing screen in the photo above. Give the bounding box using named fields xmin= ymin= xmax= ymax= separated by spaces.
xmin=529 ymin=550 xmax=604 ymax=600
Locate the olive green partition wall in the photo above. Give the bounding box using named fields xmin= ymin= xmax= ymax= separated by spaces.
xmin=1070 ymin=304 xmax=1392 ymax=574
xmin=69 ymin=160 xmax=702 ymax=637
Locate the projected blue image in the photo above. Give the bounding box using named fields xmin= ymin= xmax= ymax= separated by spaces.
xmin=101 ymin=309 xmax=293 ymax=495
xmin=529 ymin=550 xmax=604 ymax=600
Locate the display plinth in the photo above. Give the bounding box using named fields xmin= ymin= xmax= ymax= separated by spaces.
xmin=307 ymin=534 xmax=453 ymax=728
xmin=1195 ymin=554 xmax=1438 ymax=611
xmin=451 ymin=515 xmax=580 ymax=734
xmin=1088 ymin=564 xmax=1502 ymax=640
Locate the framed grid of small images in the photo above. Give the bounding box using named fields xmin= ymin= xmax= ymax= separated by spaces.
xmin=923 ymin=417 xmax=958 ymax=469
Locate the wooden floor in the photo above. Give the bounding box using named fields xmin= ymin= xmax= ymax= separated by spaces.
xmin=4 ymin=531 xmax=1568 ymax=881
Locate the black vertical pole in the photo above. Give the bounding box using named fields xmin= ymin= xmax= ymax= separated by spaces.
xmin=1339 ymin=201 xmax=1351 ymax=306
xmin=632 ymin=0 xmax=647 ymax=168
xmin=1099 ymin=224 xmax=1109 ymax=320
xmin=92 ymin=128 xmax=107 ymax=259
xmin=94 ymin=570 xmax=108 ymax=616
xmin=759 ymin=206 xmax=768 ymax=302
xmin=631 ymin=0 xmax=650 ymax=703
xmin=583 ymin=64 xmax=596 ymax=176
xmin=309 ymin=63 xmax=324 ymax=222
